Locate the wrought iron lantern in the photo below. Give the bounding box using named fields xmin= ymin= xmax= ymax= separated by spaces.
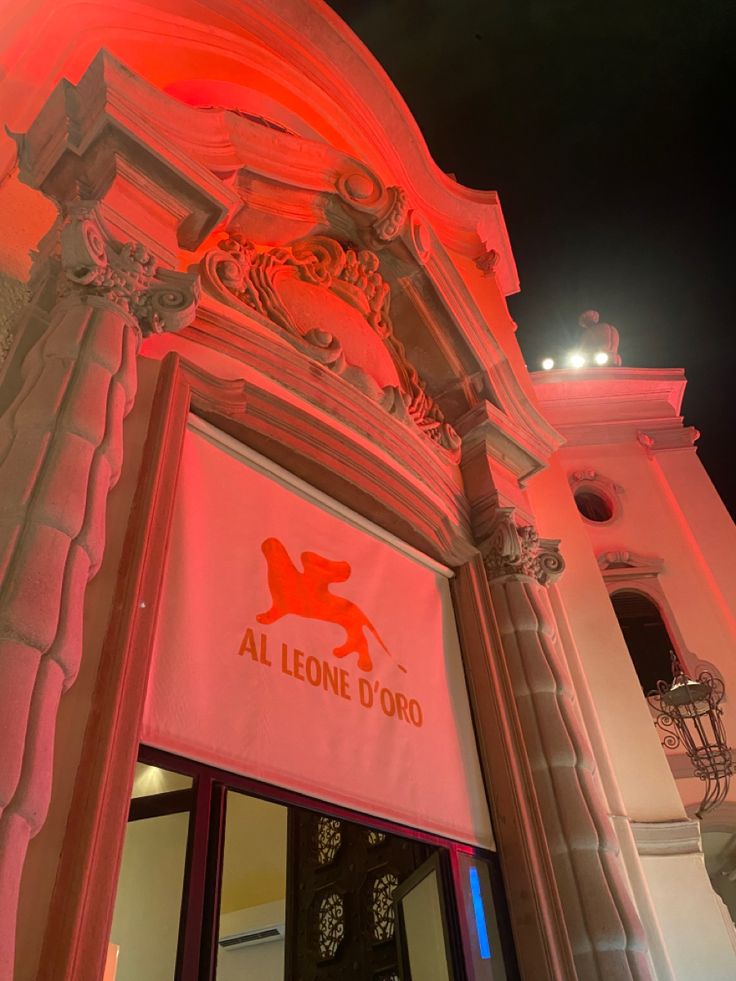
xmin=648 ymin=654 xmax=733 ymax=818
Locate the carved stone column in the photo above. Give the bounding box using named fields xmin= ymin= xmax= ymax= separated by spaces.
xmin=482 ymin=508 xmax=652 ymax=980
xmin=0 ymin=206 xmax=198 ymax=978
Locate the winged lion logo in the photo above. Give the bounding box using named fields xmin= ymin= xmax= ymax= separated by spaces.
xmin=256 ymin=537 xmax=405 ymax=674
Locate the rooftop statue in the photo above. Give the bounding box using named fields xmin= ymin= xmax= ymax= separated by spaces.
xmin=578 ymin=309 xmax=622 ymax=365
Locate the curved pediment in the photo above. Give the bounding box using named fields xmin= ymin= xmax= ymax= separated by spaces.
xmin=12 ymin=42 xmax=563 ymax=476
xmin=0 ymin=0 xmax=517 ymax=292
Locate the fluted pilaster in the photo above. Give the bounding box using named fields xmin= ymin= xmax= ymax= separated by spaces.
xmin=0 ymin=207 xmax=198 ymax=978
xmin=482 ymin=508 xmax=652 ymax=980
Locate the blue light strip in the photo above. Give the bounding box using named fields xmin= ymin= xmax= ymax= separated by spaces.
xmin=469 ymin=865 xmax=492 ymax=960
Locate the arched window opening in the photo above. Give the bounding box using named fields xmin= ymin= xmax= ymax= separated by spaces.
xmin=610 ymin=590 xmax=676 ymax=694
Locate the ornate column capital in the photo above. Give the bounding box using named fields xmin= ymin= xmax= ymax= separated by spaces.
xmin=58 ymin=205 xmax=199 ymax=336
xmin=482 ymin=508 xmax=565 ymax=585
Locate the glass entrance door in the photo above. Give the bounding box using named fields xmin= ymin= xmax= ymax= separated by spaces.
xmin=109 ymin=748 xmax=516 ymax=981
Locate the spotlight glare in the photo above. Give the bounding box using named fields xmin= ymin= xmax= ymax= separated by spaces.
xmin=568 ymin=352 xmax=586 ymax=369
xmin=594 ymin=351 xmax=609 ymax=365
xmin=541 ymin=357 xmax=555 ymax=370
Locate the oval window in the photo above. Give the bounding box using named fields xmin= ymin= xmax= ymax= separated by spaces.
xmin=574 ymin=490 xmax=613 ymax=523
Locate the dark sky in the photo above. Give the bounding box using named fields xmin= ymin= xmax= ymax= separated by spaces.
xmin=327 ymin=0 xmax=736 ymax=515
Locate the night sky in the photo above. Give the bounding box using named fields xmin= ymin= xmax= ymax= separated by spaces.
xmin=327 ymin=0 xmax=735 ymax=515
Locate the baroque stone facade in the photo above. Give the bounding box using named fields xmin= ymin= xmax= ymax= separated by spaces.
xmin=1 ymin=4 xmax=735 ymax=981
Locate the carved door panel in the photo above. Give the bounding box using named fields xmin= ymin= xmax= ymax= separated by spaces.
xmin=285 ymin=809 xmax=432 ymax=981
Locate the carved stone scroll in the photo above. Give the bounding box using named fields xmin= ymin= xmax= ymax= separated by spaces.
xmin=0 ymin=206 xmax=198 ymax=977
xmin=483 ymin=510 xmax=652 ymax=980
xmin=201 ymin=232 xmax=461 ymax=460
xmin=483 ymin=508 xmax=565 ymax=584
xmin=372 ymin=185 xmax=409 ymax=242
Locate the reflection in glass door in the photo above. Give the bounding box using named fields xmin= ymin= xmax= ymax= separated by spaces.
xmin=214 ymin=792 xmax=288 ymax=980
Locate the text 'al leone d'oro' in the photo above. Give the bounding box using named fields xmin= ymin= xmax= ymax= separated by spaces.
xmin=236 ymin=626 xmax=424 ymax=728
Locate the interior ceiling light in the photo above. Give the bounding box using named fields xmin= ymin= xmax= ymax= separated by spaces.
xmin=594 ymin=352 xmax=609 ymax=365
xmin=541 ymin=357 xmax=555 ymax=370
xmin=568 ymin=352 xmax=586 ymax=369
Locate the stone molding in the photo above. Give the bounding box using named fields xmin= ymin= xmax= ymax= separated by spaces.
xmin=36 ymin=355 xmax=248 ymax=980
xmin=457 ymin=399 xmax=558 ymax=485
xmin=630 ymin=819 xmax=702 ymax=857
xmin=531 ymin=368 xmax=692 ymax=449
xmin=482 ymin=508 xmax=565 ymax=585
xmin=569 ymin=468 xmax=624 ymax=496
xmin=569 ymin=468 xmax=624 ymax=523
xmin=597 ymin=550 xmax=665 ymax=580
xmin=637 ymin=427 xmax=700 ymax=452
xmin=12 ymin=51 xmax=239 ymax=264
xmin=452 ymin=558 xmax=578 ymax=980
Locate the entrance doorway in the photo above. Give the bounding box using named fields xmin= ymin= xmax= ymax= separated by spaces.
xmin=108 ymin=748 xmax=515 ymax=980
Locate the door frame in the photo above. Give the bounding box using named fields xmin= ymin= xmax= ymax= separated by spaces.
xmin=125 ymin=744 xmax=509 ymax=980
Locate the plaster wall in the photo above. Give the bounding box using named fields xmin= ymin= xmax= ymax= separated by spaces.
xmin=109 ymin=810 xmax=190 ymax=981
xmin=217 ymin=903 xmax=286 ymax=981
xmin=526 ymin=423 xmax=736 ymax=978
xmin=552 ymin=440 xmax=736 ymax=790
xmin=653 ymin=447 xmax=736 ymax=616
xmin=557 ymin=441 xmax=736 ymax=654
xmin=639 ymin=852 xmax=736 ymax=980
xmin=526 ymin=456 xmax=686 ymax=822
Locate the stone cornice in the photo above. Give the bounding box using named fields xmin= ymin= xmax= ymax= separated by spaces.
xmin=423 ymin=259 xmax=565 ymax=469
xmin=457 ymin=400 xmax=559 ymax=484
xmin=12 ymin=52 xmax=241 ymax=260
xmin=630 ymin=819 xmax=702 ymax=857
xmin=531 ymin=367 xmax=695 ymax=449
xmin=531 ymin=366 xmax=688 ymax=415
xmin=637 ymin=426 xmax=700 ymax=452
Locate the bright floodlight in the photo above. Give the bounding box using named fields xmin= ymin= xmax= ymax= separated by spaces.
xmin=568 ymin=352 xmax=586 ymax=368
xmin=541 ymin=357 xmax=555 ymax=370
xmin=594 ymin=352 xmax=609 ymax=365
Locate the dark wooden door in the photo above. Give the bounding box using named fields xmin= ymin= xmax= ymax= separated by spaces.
xmin=284 ymin=810 xmax=432 ymax=981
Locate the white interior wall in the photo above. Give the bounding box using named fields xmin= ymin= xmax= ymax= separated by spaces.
xmin=109 ymin=811 xmax=189 ymax=981
xmin=217 ymin=901 xmax=286 ymax=981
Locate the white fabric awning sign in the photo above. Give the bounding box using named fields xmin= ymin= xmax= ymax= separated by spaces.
xmin=142 ymin=418 xmax=493 ymax=848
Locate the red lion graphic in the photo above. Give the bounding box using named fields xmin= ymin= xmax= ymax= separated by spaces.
xmin=256 ymin=537 xmax=405 ymax=673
